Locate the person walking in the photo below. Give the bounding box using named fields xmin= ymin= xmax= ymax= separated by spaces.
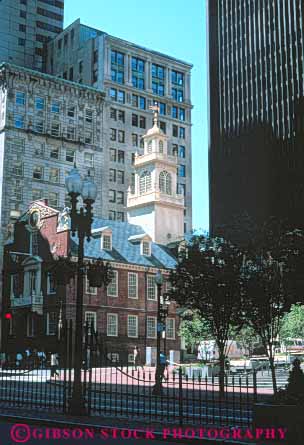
xmin=50 ymin=352 xmax=59 ymax=378
xmin=159 ymin=351 xmax=167 ymax=382
xmin=133 ymin=346 xmax=143 ymax=370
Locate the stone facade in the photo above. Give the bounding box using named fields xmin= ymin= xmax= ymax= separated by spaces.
xmin=0 ymin=63 xmax=106 ymax=276
xmin=46 ymin=20 xmax=193 ymax=232
xmin=2 ymin=200 xmax=180 ymax=363
xmin=0 ymin=0 xmax=64 ymax=71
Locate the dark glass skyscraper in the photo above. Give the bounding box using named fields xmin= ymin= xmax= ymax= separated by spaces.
xmin=208 ymin=0 xmax=304 ymax=237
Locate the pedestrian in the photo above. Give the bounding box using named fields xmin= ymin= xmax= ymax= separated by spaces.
xmin=133 ymin=346 xmax=140 ymax=370
xmin=197 ymin=344 xmax=203 ymax=362
xmin=159 ymin=351 xmax=167 ymax=382
xmin=16 ymin=352 xmax=23 ymax=368
xmin=50 ymin=352 xmax=59 ymax=378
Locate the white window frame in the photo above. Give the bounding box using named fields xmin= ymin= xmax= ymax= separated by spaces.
xmin=107 ymin=270 xmax=118 ymax=297
xmin=147 ymin=316 xmax=157 ymax=338
xmin=128 ymin=272 xmax=138 ymax=299
xmin=85 ymin=311 xmax=97 ymax=331
xmin=85 ymin=275 xmax=97 ymax=295
xmin=48 ymin=192 xmax=59 ymax=208
xmin=32 ymin=189 xmax=43 ymax=201
xmin=51 ymin=100 xmax=60 ymax=113
xmin=127 ymin=315 xmax=138 ymax=338
xmin=85 ymin=109 xmax=93 ymax=123
xmin=102 ymin=233 xmax=112 ymax=250
xmin=147 ymin=275 xmax=156 ymax=300
xmin=107 ymin=313 xmax=118 ymax=336
xmin=47 ymin=273 xmax=56 ymax=294
xmin=16 ymin=91 xmax=25 ymax=106
xmin=51 ymin=122 xmax=60 ymax=137
xmin=14 ymin=114 xmax=24 ymax=129
xmin=141 ymin=240 xmax=151 ymax=256
xmin=66 ymin=148 xmax=75 ymax=163
xmin=33 ymin=166 xmax=44 ymax=180
xmin=49 ymin=167 xmax=59 ymax=183
xmin=84 ymin=152 xmax=94 ymax=168
xmin=35 ymin=96 xmax=45 ymax=110
xmin=35 ymin=120 xmax=44 ymax=133
xmin=166 ymin=318 xmax=175 ymax=339
xmin=46 ymin=312 xmax=57 ymax=336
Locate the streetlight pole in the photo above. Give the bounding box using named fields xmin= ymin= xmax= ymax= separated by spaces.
xmin=153 ymin=270 xmax=164 ymax=395
xmin=65 ymin=166 xmax=97 ymax=416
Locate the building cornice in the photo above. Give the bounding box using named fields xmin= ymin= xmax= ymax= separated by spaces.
xmin=105 ymin=35 xmax=193 ymax=70
xmin=0 ymin=63 xmax=106 ymax=100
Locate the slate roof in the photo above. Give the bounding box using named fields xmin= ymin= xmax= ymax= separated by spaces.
xmin=70 ymin=218 xmax=177 ymax=270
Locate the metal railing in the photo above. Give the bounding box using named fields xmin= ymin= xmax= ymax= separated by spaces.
xmin=0 ymin=322 xmax=258 ymax=426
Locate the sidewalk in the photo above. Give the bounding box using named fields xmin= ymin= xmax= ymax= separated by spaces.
xmin=0 ymin=406 xmax=260 ymax=445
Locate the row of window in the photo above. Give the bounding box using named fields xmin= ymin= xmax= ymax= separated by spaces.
xmin=97 ymin=271 xmax=169 ymax=300
xmin=110 ymin=128 xmax=125 ymax=143
xmin=13 ymin=153 xmax=94 ymax=181
xmin=9 ymin=141 xmax=92 ymax=165
xmin=109 ymin=148 xmax=125 ymax=164
xmin=105 ymin=314 xmax=175 ymax=339
xmin=17 ymin=312 xmax=175 ymax=339
xmin=109 ymin=168 xmax=125 ymax=183
xmin=110 ymin=87 xmax=184 ymax=111
xmin=108 ymin=210 xmax=124 ymax=221
xmin=109 ymin=189 xmax=124 ymax=205
xmin=110 ymin=49 xmax=185 ymax=98
xmin=14 ymin=116 xmax=94 ymax=143
xmin=12 ymin=182 xmax=60 ymax=207
xmin=15 ymin=92 xmax=94 ymax=121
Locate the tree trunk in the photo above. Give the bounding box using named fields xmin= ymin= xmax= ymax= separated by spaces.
xmin=269 ymin=354 xmax=277 ymax=394
xmin=218 ymin=349 xmax=226 ymax=397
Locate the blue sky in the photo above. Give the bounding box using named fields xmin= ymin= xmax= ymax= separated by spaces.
xmin=65 ymin=0 xmax=209 ymax=231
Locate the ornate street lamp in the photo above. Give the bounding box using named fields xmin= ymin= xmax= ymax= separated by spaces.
xmin=152 ymin=270 xmax=164 ymax=395
xmin=65 ymin=166 xmax=97 ymax=416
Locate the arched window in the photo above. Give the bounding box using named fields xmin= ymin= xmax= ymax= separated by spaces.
xmin=159 ymin=140 xmax=164 ymax=153
xmin=147 ymin=140 xmax=152 ymax=153
xmin=139 ymin=171 xmax=152 ymax=194
xmin=159 ymin=171 xmax=172 ymax=195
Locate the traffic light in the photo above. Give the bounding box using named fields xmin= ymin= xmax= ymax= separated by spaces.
xmin=4 ymin=312 xmax=12 ymax=320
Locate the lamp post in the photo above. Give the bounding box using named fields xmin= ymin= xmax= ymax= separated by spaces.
xmin=65 ymin=166 xmax=97 ymax=416
xmin=153 ymin=270 xmax=164 ymax=395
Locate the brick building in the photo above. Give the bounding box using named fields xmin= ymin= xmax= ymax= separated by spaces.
xmin=2 ymin=199 xmax=180 ymax=363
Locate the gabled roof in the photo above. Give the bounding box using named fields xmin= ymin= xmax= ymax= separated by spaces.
xmin=69 ymin=218 xmax=177 ymax=270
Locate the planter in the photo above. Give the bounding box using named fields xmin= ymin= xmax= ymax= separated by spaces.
xmin=253 ymin=403 xmax=304 ymax=444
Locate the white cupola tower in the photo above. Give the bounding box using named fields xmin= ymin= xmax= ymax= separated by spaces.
xmin=127 ymin=105 xmax=184 ymax=245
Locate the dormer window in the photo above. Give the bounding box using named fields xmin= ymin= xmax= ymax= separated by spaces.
xmin=142 ymin=240 xmax=151 ymax=256
xmin=102 ymin=234 xmax=112 ymax=250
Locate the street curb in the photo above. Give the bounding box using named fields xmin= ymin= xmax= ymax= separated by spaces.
xmin=0 ymin=412 xmax=256 ymax=445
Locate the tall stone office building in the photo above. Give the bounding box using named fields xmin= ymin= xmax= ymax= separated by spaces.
xmin=0 ymin=62 xmax=105 ymax=274
xmin=46 ymin=19 xmax=193 ymax=233
xmin=0 ymin=0 xmax=64 ymax=71
xmin=208 ymin=0 xmax=304 ymax=238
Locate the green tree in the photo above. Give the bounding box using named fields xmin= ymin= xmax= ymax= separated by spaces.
xmin=281 ymin=304 xmax=304 ymax=341
xmin=169 ymin=236 xmax=244 ymax=395
xmin=241 ymin=255 xmax=291 ymax=393
xmin=233 ymin=325 xmax=259 ymax=357
xmin=179 ymin=311 xmax=212 ymax=350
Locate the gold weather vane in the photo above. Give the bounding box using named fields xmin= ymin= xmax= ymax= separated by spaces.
xmin=149 ymin=103 xmax=160 ymax=126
